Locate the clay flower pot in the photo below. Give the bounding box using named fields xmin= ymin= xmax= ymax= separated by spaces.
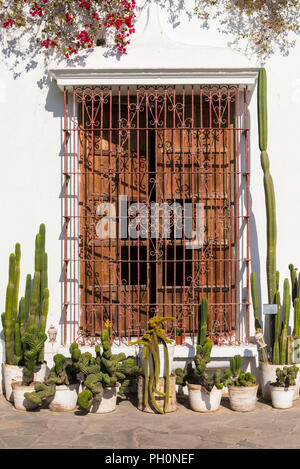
xmin=270 ymin=385 xmax=295 ymax=409
xmin=259 ymin=362 xmax=300 ymax=401
xmin=187 ymin=382 xmax=222 ymax=412
xmin=3 ymin=362 xmax=48 ymax=402
xmin=48 ymin=382 xmax=80 ymax=412
xmin=175 ymin=336 xmax=183 ymax=345
xmin=11 ymin=382 xmax=39 ymax=411
xmin=228 ymin=384 xmax=258 ymax=412
xmin=88 ymin=387 xmax=118 ymax=414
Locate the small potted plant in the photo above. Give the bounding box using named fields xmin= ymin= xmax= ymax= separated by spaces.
xmin=175 ymin=297 xmax=228 ymax=412
xmin=175 ymin=322 xmax=183 ymax=345
xmin=24 ymin=343 xmax=81 ymax=412
xmin=176 ymin=337 xmax=227 ymax=413
xmin=270 ymin=365 xmax=299 ymax=409
xmin=77 ymin=323 xmax=141 ymax=414
xmin=225 ymin=355 xmax=258 ymax=412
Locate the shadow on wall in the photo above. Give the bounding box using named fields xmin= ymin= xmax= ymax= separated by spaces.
xmin=44 ymin=79 xmax=66 ymax=340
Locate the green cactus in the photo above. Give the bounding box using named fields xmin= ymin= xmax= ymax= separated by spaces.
xmin=130 ymin=316 xmax=174 ymax=414
xmin=21 ymin=324 xmax=47 ymax=385
xmin=272 ymin=365 xmax=299 ymax=388
xmin=279 ymin=278 xmax=290 ymax=365
xmin=250 ymin=272 xmax=262 ymax=332
xmin=258 ymin=67 xmax=268 ymax=152
xmin=293 ymin=298 xmax=300 ymax=339
xmin=2 ymin=245 xmax=22 ymax=365
xmin=230 ymin=354 xmax=242 ymax=377
xmin=2 ymin=226 xmax=49 ymax=368
xmin=25 ymin=344 xmax=81 ymax=406
xmin=272 ymin=291 xmax=281 ymax=365
xmin=197 ymin=297 xmax=208 ymax=346
xmin=289 ymin=264 xmax=298 ymax=306
xmin=24 ymin=274 xmax=32 ymax=325
xmin=250 ymin=272 xmax=268 ymax=362
xmin=227 ymin=355 xmax=256 ymax=387
xmin=258 ymin=68 xmax=277 ymax=351
xmin=175 ymin=368 xmax=185 ymax=386
xmin=185 ymin=337 xmax=224 ymax=393
xmin=78 ymin=328 xmax=141 ymax=411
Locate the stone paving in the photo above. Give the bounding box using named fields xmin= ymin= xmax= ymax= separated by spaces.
xmin=1 ymin=393 xmax=300 ymax=449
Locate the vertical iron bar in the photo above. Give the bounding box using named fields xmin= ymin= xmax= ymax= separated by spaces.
xmin=63 ymin=88 xmax=69 ymax=345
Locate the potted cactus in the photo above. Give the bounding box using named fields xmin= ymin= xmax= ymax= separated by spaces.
xmin=77 ymin=324 xmax=141 ymax=414
xmin=252 ymin=271 xmax=300 ymax=401
xmin=252 ymin=68 xmax=300 ymax=401
xmin=11 ymin=324 xmax=47 ymax=410
xmin=270 ymin=365 xmax=299 ymax=409
xmin=24 ymin=344 xmax=82 ymax=412
xmin=225 ymin=355 xmax=258 ymax=412
xmin=176 ymin=299 xmax=228 ymax=412
xmin=177 ymin=337 xmax=226 ymax=412
xmin=1 ymin=225 xmax=50 ymax=402
xmin=130 ymin=316 xmax=176 ymax=414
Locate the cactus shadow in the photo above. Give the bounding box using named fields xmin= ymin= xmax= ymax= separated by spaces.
xmin=121 ymin=392 xmax=139 ymax=409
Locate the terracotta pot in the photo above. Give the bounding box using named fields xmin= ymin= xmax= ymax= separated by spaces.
xmin=187 ymin=382 xmax=222 ymax=412
xmin=48 ymin=382 xmax=80 ymax=412
xmin=228 ymin=384 xmax=258 ymax=412
xmin=259 ymin=362 xmax=300 ymax=401
xmin=3 ymin=362 xmax=48 ymax=402
xmin=88 ymin=387 xmax=118 ymax=414
xmin=270 ymin=385 xmax=295 ymax=409
xmin=175 ymin=336 xmax=183 ymax=345
xmin=11 ymin=382 xmax=38 ymax=411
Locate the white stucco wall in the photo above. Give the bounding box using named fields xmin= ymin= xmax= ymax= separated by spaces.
xmin=1 ymin=0 xmax=300 ymax=391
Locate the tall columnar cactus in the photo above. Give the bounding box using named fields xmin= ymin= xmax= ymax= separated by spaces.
xmin=250 ymin=272 xmax=262 ymax=332
xmin=272 ymin=291 xmax=281 ymax=365
xmin=1 ymin=244 xmax=22 ymax=365
xmin=258 ymin=68 xmax=277 ymax=350
xmin=250 ymin=272 xmax=268 ymax=362
xmin=293 ymin=298 xmax=300 ymax=340
xmin=289 ymin=264 xmax=298 ymax=306
xmin=279 ymin=278 xmax=290 ymax=365
xmin=2 ymin=225 xmax=49 ymax=367
xmin=197 ymin=297 xmax=208 ymax=346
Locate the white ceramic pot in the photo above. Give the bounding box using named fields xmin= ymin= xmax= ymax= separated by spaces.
xmin=228 ymin=384 xmax=258 ymax=412
xmin=88 ymin=387 xmax=118 ymax=414
xmin=3 ymin=362 xmax=48 ymax=402
xmin=138 ymin=342 xmax=175 ymax=378
xmin=48 ymin=383 xmax=80 ymax=412
xmin=187 ymin=382 xmax=222 ymax=412
xmin=270 ymin=385 xmax=295 ymax=409
xmin=11 ymin=382 xmax=38 ymax=411
xmin=259 ymin=362 xmax=300 ymax=401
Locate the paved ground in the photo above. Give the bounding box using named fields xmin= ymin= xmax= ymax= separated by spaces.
xmin=1 ymin=393 xmax=300 ymax=449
